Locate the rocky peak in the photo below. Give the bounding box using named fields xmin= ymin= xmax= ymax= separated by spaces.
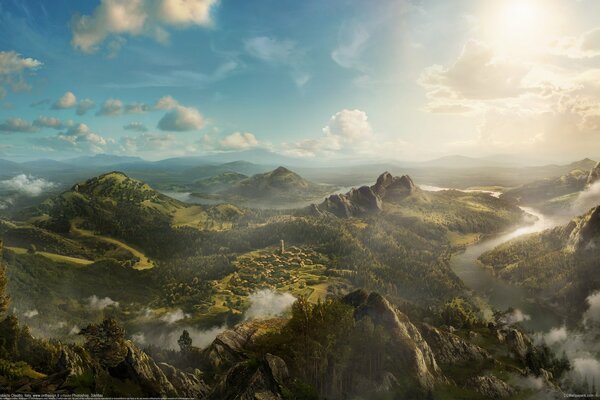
xmin=342 ymin=291 xmax=442 ymax=390
xmin=587 ymin=161 xmax=600 ymax=185
xmin=272 ymin=166 xmax=291 ymax=175
xmin=567 ymin=205 xmax=600 ymax=251
xmin=372 ymin=172 xmax=417 ymax=200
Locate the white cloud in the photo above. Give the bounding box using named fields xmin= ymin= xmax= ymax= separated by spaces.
xmin=33 ymin=116 xmax=65 ymax=130
xmin=88 ymin=295 xmax=119 ymax=310
xmin=71 ymin=0 xmax=218 ymax=54
xmin=96 ymin=98 xmax=123 ymax=116
xmin=244 ymin=36 xmax=310 ymax=87
xmin=154 ymin=95 xmax=179 ymax=110
xmin=218 ymin=132 xmax=258 ymax=150
xmin=160 ymin=309 xmax=190 ymax=324
xmin=123 ymin=121 xmax=148 ymax=132
xmin=281 ymin=108 xmax=375 ymax=158
xmin=542 ymin=326 xmax=568 ymax=346
xmin=157 ymin=105 xmax=205 ymax=131
xmin=0 ymin=175 xmax=57 ymax=196
xmin=584 ymin=291 xmax=600 ymax=325
xmin=0 ymin=117 xmax=37 ymax=133
xmin=499 ymin=308 xmax=531 ymax=326
xmin=38 ymin=123 xmax=112 ymax=154
xmin=76 ymin=98 xmax=96 ymax=115
xmin=420 ymin=40 xmax=529 ymax=103
xmin=0 ymin=51 xmax=42 ymax=97
xmin=124 ymin=102 xmax=150 ymax=114
xmin=243 ymin=289 xmax=296 ymax=320
xmin=52 ymin=91 xmax=77 ymax=110
xmin=323 ymin=108 xmax=373 ymax=144
xmin=553 ymin=28 xmax=600 ymax=59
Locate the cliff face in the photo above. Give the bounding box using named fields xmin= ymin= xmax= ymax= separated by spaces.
xmin=316 ymin=172 xmax=419 ymax=217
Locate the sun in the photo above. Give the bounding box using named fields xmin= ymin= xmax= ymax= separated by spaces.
xmin=485 ymin=0 xmax=557 ymax=55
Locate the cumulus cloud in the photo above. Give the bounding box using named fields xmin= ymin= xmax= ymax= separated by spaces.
xmin=158 ymin=105 xmax=205 ymax=131
xmin=160 ymin=309 xmax=190 ymax=324
xmin=323 ymin=109 xmax=373 ymax=144
xmin=420 ymin=40 xmax=528 ymax=106
xmin=33 ymin=116 xmax=65 ymax=130
xmin=71 ymin=0 xmax=218 ymax=54
xmin=97 ymin=98 xmax=152 ymax=116
xmin=0 ymin=175 xmax=57 ymax=196
xmin=123 ymin=121 xmax=148 ymax=132
xmin=244 ymin=36 xmax=310 ymax=87
xmin=243 ymin=289 xmax=296 ymax=320
xmin=154 ymin=95 xmax=179 ymax=110
xmin=88 ymin=295 xmax=119 ymax=310
xmin=218 ymin=132 xmax=258 ymax=150
xmin=553 ymin=28 xmax=600 ymax=59
xmin=281 ymin=108 xmax=375 ymax=158
xmin=542 ymin=326 xmax=568 ymax=346
xmin=76 ymin=98 xmax=96 ymax=115
xmin=125 ymin=102 xmax=150 ymax=114
xmin=52 ymin=91 xmax=77 ymax=110
xmin=39 ymin=123 xmax=112 ymax=154
xmin=0 ymin=51 xmax=42 ymax=97
xmin=0 ymin=117 xmax=37 ymax=133
xmin=96 ymin=98 xmax=123 ymax=116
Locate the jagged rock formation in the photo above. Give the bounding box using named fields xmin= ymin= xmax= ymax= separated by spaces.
xmin=420 ymin=323 xmax=492 ymax=365
xmin=343 ymin=290 xmax=442 ymax=390
xmin=587 ymin=161 xmax=600 ymax=185
xmin=316 ymin=172 xmax=419 ymax=217
xmin=567 ymin=205 xmax=600 ymax=251
xmin=465 ymin=375 xmax=515 ymax=399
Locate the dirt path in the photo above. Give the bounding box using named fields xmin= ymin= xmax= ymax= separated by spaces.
xmin=71 ymin=222 xmax=154 ymax=270
xmin=7 ymin=246 xmax=93 ymax=266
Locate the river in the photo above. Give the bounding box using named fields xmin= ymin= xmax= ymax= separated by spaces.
xmin=421 ymin=185 xmax=569 ymax=332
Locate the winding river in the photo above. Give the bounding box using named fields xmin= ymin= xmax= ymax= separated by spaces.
xmin=423 ymin=185 xmax=568 ymax=332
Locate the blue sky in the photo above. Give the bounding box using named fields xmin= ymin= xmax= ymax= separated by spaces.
xmin=1 ymin=0 xmax=600 ymax=162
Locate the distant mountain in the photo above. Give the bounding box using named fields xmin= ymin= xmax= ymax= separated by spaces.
xmin=65 ymin=154 xmax=145 ymax=167
xmin=184 ymin=161 xmax=272 ymax=180
xmin=192 ymin=171 xmax=248 ymax=193
xmin=0 ymin=159 xmax=25 ymax=177
xmin=501 ymin=160 xmax=599 ymax=214
xmin=221 ymin=166 xmax=332 ymax=204
xmin=21 ymin=159 xmax=70 ymax=171
xmin=415 ymin=155 xmax=516 ymax=169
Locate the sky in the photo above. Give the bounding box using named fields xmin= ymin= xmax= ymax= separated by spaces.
xmin=1 ymin=0 xmax=600 ymax=163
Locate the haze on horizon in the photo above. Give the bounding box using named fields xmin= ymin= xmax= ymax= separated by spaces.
xmin=1 ymin=0 xmax=600 ymax=164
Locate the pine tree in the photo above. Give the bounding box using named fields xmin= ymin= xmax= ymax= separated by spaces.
xmin=178 ymin=330 xmax=192 ymax=353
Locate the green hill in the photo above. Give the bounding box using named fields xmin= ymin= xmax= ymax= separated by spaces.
xmin=192 ymin=166 xmax=334 ymax=206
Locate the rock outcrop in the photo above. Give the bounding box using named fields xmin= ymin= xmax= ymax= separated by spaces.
xmin=465 ymin=375 xmax=515 ymax=399
xmin=587 ymin=161 xmax=600 ymax=185
xmin=567 ymin=205 xmax=600 ymax=251
xmin=420 ymin=323 xmax=492 ymax=365
xmin=208 ymin=354 xmax=289 ymax=400
xmin=343 ymin=290 xmax=442 ymax=390
xmin=315 ymin=172 xmax=418 ymax=217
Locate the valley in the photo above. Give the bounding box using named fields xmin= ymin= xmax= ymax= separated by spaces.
xmin=0 ymin=158 xmax=599 ymax=398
